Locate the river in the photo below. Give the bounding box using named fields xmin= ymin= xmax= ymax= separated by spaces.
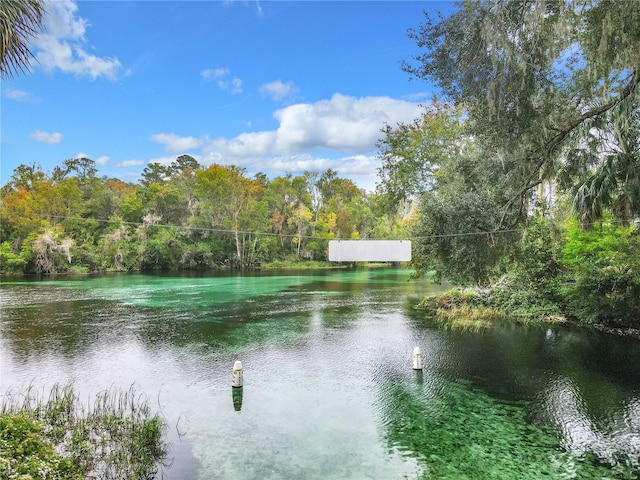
xmin=1 ymin=268 xmax=639 ymax=479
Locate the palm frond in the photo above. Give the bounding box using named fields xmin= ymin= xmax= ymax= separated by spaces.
xmin=0 ymin=0 xmax=46 ymax=79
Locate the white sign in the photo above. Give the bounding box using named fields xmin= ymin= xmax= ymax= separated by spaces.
xmin=328 ymin=240 xmax=411 ymax=262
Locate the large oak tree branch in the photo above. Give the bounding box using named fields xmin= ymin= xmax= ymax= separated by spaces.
xmin=500 ymin=69 xmax=640 ymax=226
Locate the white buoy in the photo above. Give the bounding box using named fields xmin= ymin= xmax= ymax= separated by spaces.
xmin=231 ymin=360 xmax=243 ymax=388
xmin=412 ymin=346 xmax=423 ymax=370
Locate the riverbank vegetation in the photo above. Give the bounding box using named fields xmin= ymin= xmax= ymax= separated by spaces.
xmin=0 ymin=158 xmax=409 ymax=274
xmin=1 ymin=1 xmax=638 ymax=335
xmin=0 ymin=384 xmax=168 ymax=479
xmin=417 ymin=217 xmax=640 ymax=333
xmin=383 ymin=1 xmax=640 ymax=332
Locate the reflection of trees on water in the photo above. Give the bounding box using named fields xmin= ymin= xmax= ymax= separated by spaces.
xmin=4 ymin=273 xmax=640 ymax=478
xmin=2 ymin=269 xmax=425 ymax=361
xmin=535 ymin=375 xmax=640 ymax=471
xmin=1 ymin=277 xmax=378 ymax=372
xmin=378 ymin=325 xmax=640 ymax=478
xmin=1 ymin=295 xmax=133 ymax=360
xmin=135 ymin=272 xmax=414 ymax=351
xmin=2 ymin=275 xmax=380 ymax=370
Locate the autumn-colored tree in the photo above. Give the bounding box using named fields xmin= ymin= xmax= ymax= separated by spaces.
xmin=195 ymin=164 xmax=264 ymax=265
xmin=289 ymin=202 xmax=313 ymax=259
xmin=1 ymin=158 xmax=404 ymax=272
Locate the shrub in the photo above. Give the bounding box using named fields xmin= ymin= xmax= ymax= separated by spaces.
xmin=0 ymin=384 xmax=168 ymax=480
xmin=0 ymin=413 xmax=81 ymax=479
xmin=562 ymin=222 xmax=640 ymax=327
xmin=0 ymin=241 xmax=27 ymax=273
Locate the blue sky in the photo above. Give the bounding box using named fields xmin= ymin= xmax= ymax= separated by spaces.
xmin=2 ymin=1 xmax=453 ymax=191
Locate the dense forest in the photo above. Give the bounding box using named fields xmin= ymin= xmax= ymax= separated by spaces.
xmin=2 ymin=0 xmax=639 ymax=330
xmin=0 ymin=156 xmax=409 ymax=273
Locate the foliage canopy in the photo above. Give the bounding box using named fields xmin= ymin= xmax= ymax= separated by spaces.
xmin=0 ymin=157 xmax=408 ymax=273
xmin=404 ymin=0 xmax=640 ymax=228
xmin=381 ymin=0 xmax=640 ymax=284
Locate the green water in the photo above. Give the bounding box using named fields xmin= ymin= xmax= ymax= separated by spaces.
xmin=1 ymin=269 xmax=639 ymax=479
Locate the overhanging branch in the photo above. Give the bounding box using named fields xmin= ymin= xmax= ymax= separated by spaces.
xmin=500 ymin=69 xmax=640 ymax=226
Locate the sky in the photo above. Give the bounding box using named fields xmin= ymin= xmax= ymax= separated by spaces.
xmin=2 ymin=0 xmax=454 ymax=191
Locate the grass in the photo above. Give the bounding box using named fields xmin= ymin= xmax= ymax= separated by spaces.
xmin=0 ymin=383 xmax=168 ymax=480
xmin=416 ymin=284 xmax=568 ymax=333
xmin=429 ymin=304 xmax=507 ymax=332
xmin=260 ymin=259 xmax=337 ymax=269
xmin=417 ymin=290 xmax=506 ymax=332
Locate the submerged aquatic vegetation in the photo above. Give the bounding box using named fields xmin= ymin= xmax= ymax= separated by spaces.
xmin=382 ymin=380 xmax=640 ymax=479
xmin=0 ymin=383 xmax=168 ymax=480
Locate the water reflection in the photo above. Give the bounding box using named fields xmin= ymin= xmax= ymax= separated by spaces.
xmin=536 ymin=375 xmax=640 ymax=474
xmin=232 ymin=387 xmax=243 ymax=412
xmin=1 ymin=270 xmax=639 ymax=479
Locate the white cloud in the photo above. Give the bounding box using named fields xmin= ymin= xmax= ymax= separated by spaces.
xmin=260 ymin=80 xmax=299 ymax=102
xmin=201 ymin=66 xmax=242 ymax=94
xmin=258 ymin=153 xmax=379 ymax=182
xmin=227 ymin=77 xmax=243 ymax=94
xmin=147 ymin=94 xmax=421 ymax=191
xmin=272 ymin=94 xmax=422 ymax=153
xmin=5 ymin=89 xmax=27 ymax=101
xmin=113 ymin=159 xmax=145 ymax=168
xmin=206 ymin=131 xmax=277 ymax=158
xmin=30 ymin=130 xmax=62 ymax=144
xmin=44 ymin=0 xmax=87 ymax=38
xmin=201 ymin=67 xmax=228 ymax=80
xmin=5 ymin=89 xmax=38 ymax=102
xmin=33 ymin=0 xmax=124 ymax=80
xmin=155 ymin=94 xmax=421 ymax=160
xmin=265 ymin=154 xmax=333 ymax=173
xmin=150 ymin=133 xmax=203 ymax=153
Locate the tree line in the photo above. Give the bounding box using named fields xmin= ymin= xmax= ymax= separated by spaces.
xmin=374 ymin=0 xmax=640 ymax=329
xmin=0 ymin=156 xmax=408 ymax=273
xmin=2 ymin=0 xmax=639 ymax=328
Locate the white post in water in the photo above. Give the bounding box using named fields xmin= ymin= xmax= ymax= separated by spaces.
xmin=412 ymin=346 xmax=423 ymax=370
xmin=231 ymin=360 xmax=243 ymax=388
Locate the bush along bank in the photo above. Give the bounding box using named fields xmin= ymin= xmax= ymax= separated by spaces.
xmin=0 ymin=384 xmax=168 ymax=480
xmin=416 ymin=218 xmax=640 ymax=336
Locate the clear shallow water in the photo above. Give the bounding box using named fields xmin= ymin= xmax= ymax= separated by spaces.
xmin=1 ymin=269 xmax=639 ymax=479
